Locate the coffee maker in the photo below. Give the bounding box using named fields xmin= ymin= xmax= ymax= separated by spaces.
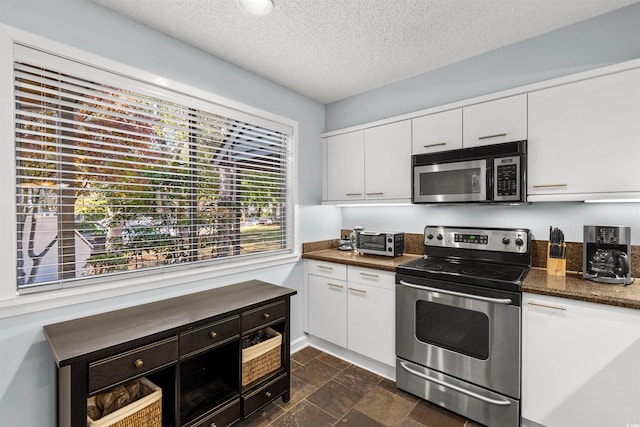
xmin=583 ymin=225 xmax=631 ymax=285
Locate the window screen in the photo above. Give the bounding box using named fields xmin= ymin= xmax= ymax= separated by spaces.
xmin=14 ymin=46 xmax=293 ymax=292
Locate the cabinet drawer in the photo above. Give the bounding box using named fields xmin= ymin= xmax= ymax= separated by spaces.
xmin=306 ymin=260 xmax=347 ymax=280
xmin=348 ymin=266 xmax=395 ymax=290
xmin=89 ymin=336 xmax=178 ymax=393
xmin=188 ymin=398 xmax=241 ymax=427
xmin=243 ymin=373 xmax=288 ymax=417
xmin=180 ymin=316 xmax=240 ymax=358
xmin=243 ymin=300 xmax=286 ymax=332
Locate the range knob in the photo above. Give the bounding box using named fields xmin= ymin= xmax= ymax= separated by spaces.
xmin=437 ymin=234 xmax=443 ymax=241
xmin=515 ymin=238 xmax=524 ymax=246
xmin=502 ymin=237 xmax=511 ymax=245
xmin=426 ymin=233 xmax=434 ymax=240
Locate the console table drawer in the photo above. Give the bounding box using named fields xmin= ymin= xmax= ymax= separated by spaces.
xmin=243 ymin=373 xmax=288 ymax=416
xmin=188 ymin=398 xmax=241 ymax=427
xmin=243 ymin=300 xmax=286 ymax=331
xmin=89 ymin=336 xmax=178 ymax=393
xmin=180 ymin=315 xmax=240 ymax=357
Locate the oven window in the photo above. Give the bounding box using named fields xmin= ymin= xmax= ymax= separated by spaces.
xmin=415 ymin=300 xmax=489 ymax=360
xmin=420 ymin=168 xmax=482 ymax=196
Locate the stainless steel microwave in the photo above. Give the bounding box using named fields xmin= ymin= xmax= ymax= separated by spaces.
xmin=412 ymin=141 xmax=527 ymax=204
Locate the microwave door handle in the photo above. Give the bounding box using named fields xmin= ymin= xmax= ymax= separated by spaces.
xmin=486 ymin=162 xmax=493 ymax=201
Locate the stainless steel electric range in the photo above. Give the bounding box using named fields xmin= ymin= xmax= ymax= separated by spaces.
xmin=395 ymin=225 xmax=531 ymax=427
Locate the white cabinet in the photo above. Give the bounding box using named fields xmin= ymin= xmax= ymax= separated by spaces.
xmin=522 ymin=293 xmax=640 ymax=427
xmin=304 ymin=260 xmax=396 ymax=366
xmin=324 ymin=120 xmax=411 ymax=202
xmin=412 ymin=109 xmax=463 ymax=154
xmin=527 ymin=68 xmax=640 ymax=201
xmin=326 ymin=131 xmax=365 ymax=201
xmin=306 ymin=261 xmax=348 ymax=347
xmin=346 ymin=266 xmax=395 ymax=366
xmin=364 ymin=121 xmax=412 ymax=200
xmin=463 ymin=94 xmax=527 ymax=148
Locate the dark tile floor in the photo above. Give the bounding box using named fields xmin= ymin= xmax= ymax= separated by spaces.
xmin=237 ymin=346 xmax=481 ymax=427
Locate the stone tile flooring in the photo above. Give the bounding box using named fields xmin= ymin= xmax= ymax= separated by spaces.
xmin=236 ymin=347 xmax=481 ymax=427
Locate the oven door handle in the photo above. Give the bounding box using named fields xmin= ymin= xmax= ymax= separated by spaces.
xmin=399 ymin=361 xmax=512 ymax=407
xmin=398 ymin=280 xmax=513 ymax=304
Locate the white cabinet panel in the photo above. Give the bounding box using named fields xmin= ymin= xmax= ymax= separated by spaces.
xmin=527 ymin=68 xmax=640 ymax=200
xmin=463 ymin=94 xmax=527 ymax=147
xmin=412 ymin=109 xmax=463 ymax=154
xmin=522 ymin=293 xmax=640 ymax=427
xmin=347 ymin=267 xmax=395 ymax=366
xmin=364 ymin=120 xmax=412 ymax=200
xmin=307 ymin=274 xmax=347 ymax=347
xmin=326 ymin=131 xmax=365 ymax=201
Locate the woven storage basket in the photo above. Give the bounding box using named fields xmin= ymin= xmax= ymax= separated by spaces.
xmin=87 ymin=377 xmax=162 ymax=427
xmin=242 ymin=327 xmax=282 ymax=386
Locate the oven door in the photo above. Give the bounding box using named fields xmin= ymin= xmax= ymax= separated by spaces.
xmin=396 ymin=275 xmax=521 ymax=399
xmin=413 ymin=159 xmax=487 ymax=203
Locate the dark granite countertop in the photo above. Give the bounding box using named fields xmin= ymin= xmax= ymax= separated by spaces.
xmin=522 ymin=268 xmax=640 ymax=310
xmin=302 ymin=242 xmax=640 ymax=310
xmin=302 ymin=248 xmax=422 ymax=272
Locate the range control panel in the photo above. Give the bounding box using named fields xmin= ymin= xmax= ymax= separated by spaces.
xmin=424 ymin=226 xmax=529 ymax=253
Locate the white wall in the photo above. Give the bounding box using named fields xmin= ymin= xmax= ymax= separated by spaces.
xmin=342 ymin=203 xmax=640 ymax=245
xmin=0 ymin=1 xmax=338 ymax=426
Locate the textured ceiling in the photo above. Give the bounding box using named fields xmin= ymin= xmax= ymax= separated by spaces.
xmin=93 ymin=0 xmax=639 ymax=104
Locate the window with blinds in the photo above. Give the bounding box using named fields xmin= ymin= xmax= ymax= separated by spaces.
xmin=14 ymin=47 xmax=293 ymax=292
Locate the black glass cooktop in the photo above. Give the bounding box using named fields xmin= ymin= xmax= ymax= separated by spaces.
xmin=396 ymin=257 xmax=529 ymax=290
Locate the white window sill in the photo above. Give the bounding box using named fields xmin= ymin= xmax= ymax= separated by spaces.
xmin=0 ymin=252 xmax=300 ymax=319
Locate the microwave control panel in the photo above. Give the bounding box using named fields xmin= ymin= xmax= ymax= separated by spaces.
xmin=493 ymin=156 xmax=521 ymax=201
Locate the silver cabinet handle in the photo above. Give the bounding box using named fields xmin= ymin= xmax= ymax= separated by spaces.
xmin=327 ymin=283 xmax=344 ymax=289
xmin=359 ymin=272 xmax=379 ymax=278
xmin=527 ymin=301 xmax=566 ymax=311
xmin=348 ymin=287 xmax=367 ymax=294
xmin=532 ymin=184 xmax=568 ymax=189
xmin=345 ymin=193 xmax=362 ymax=196
xmin=317 ymin=265 xmax=333 ymax=270
xmin=423 ymin=142 xmax=447 ymax=148
xmin=478 ymin=133 xmax=507 ymax=140
xmin=366 ymin=192 xmax=384 ymax=196
xmin=398 ymin=280 xmax=513 ymax=304
xmin=399 ymin=361 xmax=512 ymax=406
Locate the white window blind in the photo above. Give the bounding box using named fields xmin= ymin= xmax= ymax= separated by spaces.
xmin=14 ymin=47 xmax=293 ymax=292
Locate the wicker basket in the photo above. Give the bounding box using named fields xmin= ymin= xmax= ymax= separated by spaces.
xmin=242 ymin=327 xmax=282 ymax=386
xmin=87 ymin=377 xmax=162 ymax=427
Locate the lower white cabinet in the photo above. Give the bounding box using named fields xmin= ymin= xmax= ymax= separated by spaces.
xmin=522 ymin=293 xmax=640 ymax=427
xmin=304 ymin=260 xmax=395 ymax=366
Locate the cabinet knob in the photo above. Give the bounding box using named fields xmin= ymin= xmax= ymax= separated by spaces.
xmin=134 ymin=359 xmax=144 ymax=368
xmin=263 ymin=313 xmax=270 ymax=319
xmin=210 ymin=423 xmax=217 ymax=427
xmin=265 ymin=391 xmax=272 ymax=398
xmin=210 ymin=331 xmax=218 ymax=339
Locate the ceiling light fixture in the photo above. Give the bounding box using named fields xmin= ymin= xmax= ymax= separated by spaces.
xmin=236 ymin=0 xmax=273 ymax=16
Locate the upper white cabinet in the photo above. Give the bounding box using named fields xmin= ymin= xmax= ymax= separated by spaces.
xmin=364 ymin=121 xmax=412 ymax=200
xmin=412 ymin=109 xmax=463 ymax=154
xmin=462 ymin=94 xmax=528 ymax=148
xmin=326 ymin=130 xmax=365 ymax=201
xmin=324 ymin=120 xmax=411 ymax=202
xmin=522 ymin=293 xmax=640 ymax=427
xmin=527 ymin=68 xmax=640 ymax=201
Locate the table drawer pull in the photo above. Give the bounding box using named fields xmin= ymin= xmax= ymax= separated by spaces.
xmin=263 ymin=313 xmax=270 ymax=319
xmin=134 ymin=358 xmax=144 ymax=368
xmin=265 ymin=391 xmax=272 ymax=398
xmin=209 ymin=331 xmax=218 ymax=339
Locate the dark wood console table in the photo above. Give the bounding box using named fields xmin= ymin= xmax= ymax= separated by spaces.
xmin=43 ymin=280 xmax=297 ymax=427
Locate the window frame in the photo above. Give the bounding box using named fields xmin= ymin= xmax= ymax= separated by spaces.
xmin=0 ymin=24 xmax=300 ymax=318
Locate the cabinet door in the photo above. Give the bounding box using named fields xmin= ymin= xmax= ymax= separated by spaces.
xmin=307 ymin=274 xmax=347 ymax=347
xmin=364 ymin=120 xmax=412 ymax=200
xmin=347 ymin=268 xmax=395 ymax=366
xmin=326 ymin=131 xmax=365 ymax=201
xmin=463 ymin=94 xmax=527 ymax=147
xmin=522 ymin=293 xmax=640 ymax=427
xmin=412 ymin=109 xmax=463 ymax=154
xmin=527 ymin=69 xmax=640 ymax=200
